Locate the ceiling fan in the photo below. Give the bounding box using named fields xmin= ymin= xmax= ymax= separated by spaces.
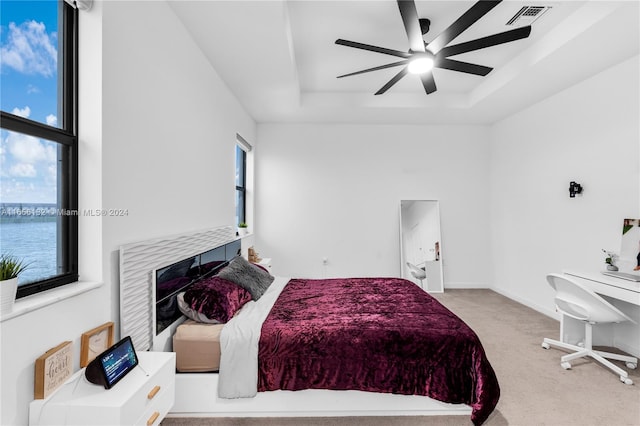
xmin=335 ymin=0 xmax=532 ymax=95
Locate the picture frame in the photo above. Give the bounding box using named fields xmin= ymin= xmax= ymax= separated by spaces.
xmin=80 ymin=321 xmax=114 ymax=368
xmin=34 ymin=341 xmax=73 ymax=399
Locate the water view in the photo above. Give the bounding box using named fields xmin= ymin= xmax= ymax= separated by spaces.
xmin=1 ymin=3 xmax=64 ymax=287
xmin=0 ymin=204 xmax=58 ymax=285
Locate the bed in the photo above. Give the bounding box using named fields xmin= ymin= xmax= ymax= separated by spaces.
xmin=119 ymin=227 xmax=499 ymax=425
xmin=174 ymin=261 xmax=499 ymax=425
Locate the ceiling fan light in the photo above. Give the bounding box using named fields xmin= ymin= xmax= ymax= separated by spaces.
xmin=408 ymin=56 xmax=434 ymax=74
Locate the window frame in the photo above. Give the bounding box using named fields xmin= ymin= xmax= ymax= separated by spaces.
xmin=0 ymin=1 xmax=79 ymax=298
xmin=235 ymin=144 xmax=247 ymax=227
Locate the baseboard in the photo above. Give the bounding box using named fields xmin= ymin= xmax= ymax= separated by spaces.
xmin=614 ymin=340 xmax=640 ymax=358
xmin=489 ymin=286 xmax=560 ymax=321
xmin=444 ymin=281 xmax=490 ymax=289
xmin=443 ymin=283 xmax=560 ymax=320
xmin=488 ymin=286 xmax=639 ymax=358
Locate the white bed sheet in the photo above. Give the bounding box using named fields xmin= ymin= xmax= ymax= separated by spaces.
xmin=218 ymin=276 xmax=290 ymax=398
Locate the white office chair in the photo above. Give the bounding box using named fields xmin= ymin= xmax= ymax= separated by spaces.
xmin=541 ymin=273 xmax=638 ymax=385
xmin=406 ymin=262 xmax=427 ymax=289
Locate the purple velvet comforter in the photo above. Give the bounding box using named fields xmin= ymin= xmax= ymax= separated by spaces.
xmin=257 ymin=277 xmax=499 ymax=425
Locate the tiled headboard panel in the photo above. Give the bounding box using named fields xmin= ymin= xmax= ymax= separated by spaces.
xmin=119 ymin=226 xmax=235 ymax=351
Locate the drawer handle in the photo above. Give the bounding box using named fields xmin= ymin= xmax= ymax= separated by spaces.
xmin=147 ymin=385 xmax=161 ymax=399
xmin=147 ymin=411 xmax=160 ymax=426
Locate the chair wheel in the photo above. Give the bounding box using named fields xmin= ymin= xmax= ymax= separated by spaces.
xmin=626 ymin=362 xmax=637 ymax=370
xmin=620 ymin=376 xmax=633 ymax=385
xmin=561 ymin=362 xmax=571 ymax=370
xmin=541 ymin=342 xmax=550 ymax=349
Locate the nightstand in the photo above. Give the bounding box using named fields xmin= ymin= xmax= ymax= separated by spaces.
xmin=257 ymin=257 xmax=272 ymax=270
xmin=29 ymin=351 xmax=175 ymax=426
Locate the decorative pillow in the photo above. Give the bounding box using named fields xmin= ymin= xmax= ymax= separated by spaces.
xmin=177 ymin=292 xmax=218 ymax=324
xmin=253 ymin=262 xmax=269 ymax=273
xmin=217 ymin=256 xmax=274 ymax=300
xmin=180 ymin=276 xmax=252 ymax=323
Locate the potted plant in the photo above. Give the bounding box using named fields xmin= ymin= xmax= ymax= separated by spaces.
xmin=238 ymin=222 xmax=249 ymax=236
xmin=1 ymin=253 xmax=29 ymax=312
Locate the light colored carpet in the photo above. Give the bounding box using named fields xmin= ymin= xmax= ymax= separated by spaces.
xmin=162 ymin=289 xmax=640 ymax=426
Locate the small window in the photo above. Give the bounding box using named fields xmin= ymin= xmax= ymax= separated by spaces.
xmin=235 ymin=134 xmax=252 ymax=231
xmin=235 ymin=145 xmax=246 ymax=228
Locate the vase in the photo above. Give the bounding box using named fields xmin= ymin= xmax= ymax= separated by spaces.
xmin=0 ymin=277 xmax=18 ymax=313
xmin=606 ymin=264 xmax=619 ymax=271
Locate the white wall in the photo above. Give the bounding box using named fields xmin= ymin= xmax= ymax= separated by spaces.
xmin=101 ymin=0 xmax=256 ymax=327
xmin=489 ymin=55 xmax=640 ymax=317
xmin=255 ymin=124 xmax=492 ymax=287
xmin=255 ymin=56 xmax=639 ymax=317
xmin=1 ymin=2 xmax=255 ymax=424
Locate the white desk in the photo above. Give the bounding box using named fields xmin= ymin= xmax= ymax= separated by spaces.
xmin=561 ymin=270 xmax=640 ymax=357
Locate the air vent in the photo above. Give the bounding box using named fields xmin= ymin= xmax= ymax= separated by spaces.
xmin=506 ymin=6 xmax=551 ymax=26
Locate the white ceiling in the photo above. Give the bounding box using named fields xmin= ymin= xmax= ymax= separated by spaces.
xmin=168 ymin=0 xmax=640 ymax=125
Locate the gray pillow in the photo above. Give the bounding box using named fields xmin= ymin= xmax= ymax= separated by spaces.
xmin=217 ymin=256 xmax=274 ymax=300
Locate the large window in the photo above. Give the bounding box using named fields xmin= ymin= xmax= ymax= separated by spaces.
xmin=0 ymin=1 xmax=78 ymax=298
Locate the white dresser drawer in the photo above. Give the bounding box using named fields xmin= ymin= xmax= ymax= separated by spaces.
xmin=121 ymin=355 xmax=175 ymax=423
xmin=30 ymin=351 xmax=176 ymax=426
xmin=135 ymin=384 xmax=174 ymax=426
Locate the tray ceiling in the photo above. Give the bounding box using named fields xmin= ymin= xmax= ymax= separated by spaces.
xmin=168 ymin=1 xmax=640 ymax=124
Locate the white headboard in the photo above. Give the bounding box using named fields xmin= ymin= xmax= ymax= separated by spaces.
xmin=119 ymin=226 xmax=236 ymax=351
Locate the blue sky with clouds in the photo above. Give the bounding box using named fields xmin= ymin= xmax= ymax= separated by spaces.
xmin=1 ymin=0 xmax=59 ymax=203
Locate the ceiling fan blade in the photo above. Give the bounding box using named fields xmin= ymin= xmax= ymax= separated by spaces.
xmin=427 ymin=0 xmax=502 ymax=54
xmin=337 ymin=60 xmax=409 ymax=78
xmin=420 ymin=72 xmax=437 ymax=94
xmin=397 ymin=0 xmax=425 ymax=52
xmin=336 ymin=39 xmax=411 ymax=58
xmin=437 ymin=26 xmax=531 ymax=57
xmin=375 ymin=66 xmax=409 ymax=95
xmin=436 ymin=58 xmax=492 ymax=76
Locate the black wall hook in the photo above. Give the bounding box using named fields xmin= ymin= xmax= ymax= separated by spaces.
xmin=569 ymin=181 xmax=583 ymax=198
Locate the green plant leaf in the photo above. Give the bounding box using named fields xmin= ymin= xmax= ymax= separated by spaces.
xmin=0 ymin=254 xmax=30 ymax=281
